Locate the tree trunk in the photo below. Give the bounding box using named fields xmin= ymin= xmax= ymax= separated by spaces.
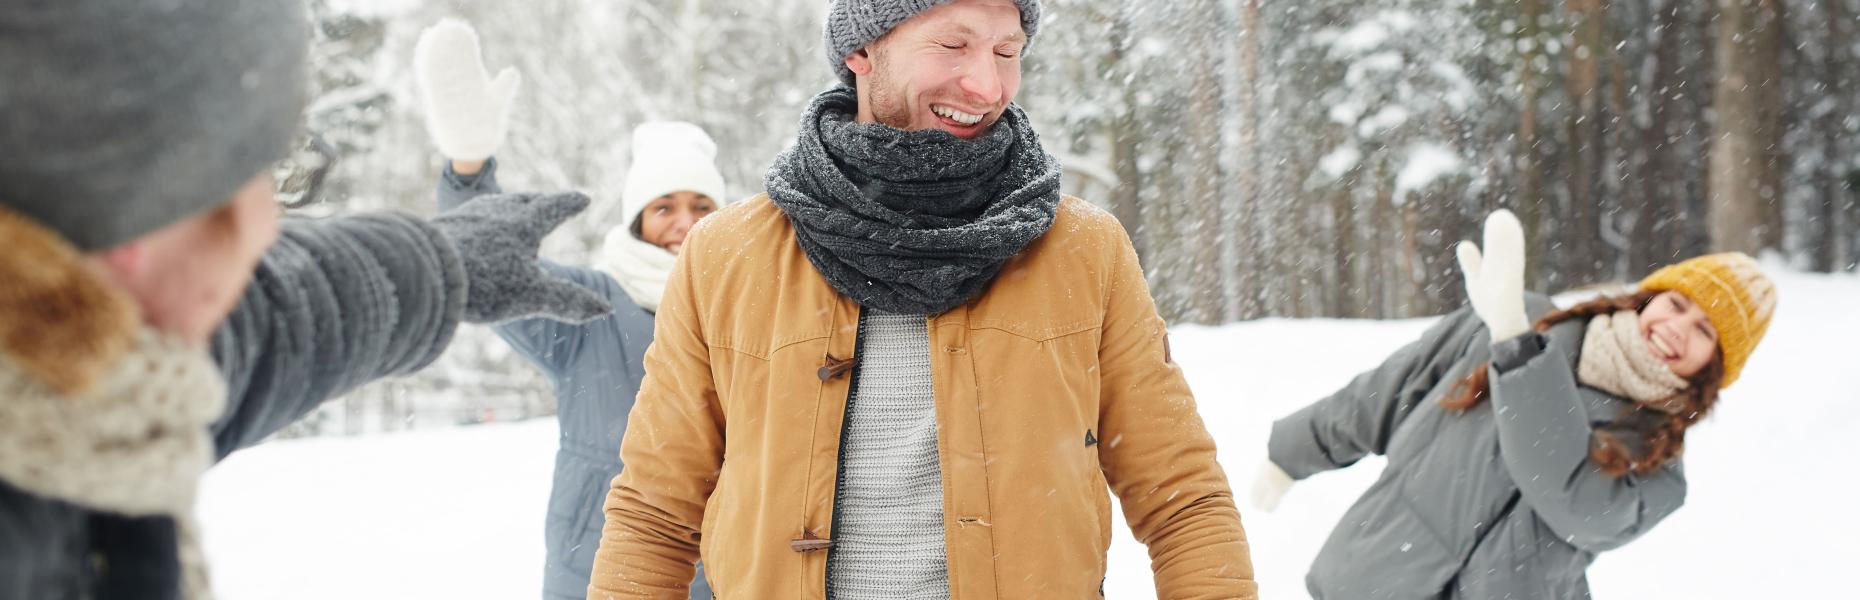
xmin=1708 ymin=0 xmax=1786 ymax=255
xmin=1630 ymin=0 xmax=1684 ymax=276
xmin=1754 ymin=0 xmax=1788 ymax=252
xmin=1371 ymin=161 xmax=1395 ymax=317
xmin=1401 ymin=200 xmax=1422 ymax=315
xmin=1181 ymin=0 xmax=1227 ymax=323
xmin=1514 ymin=0 xmax=1546 ymax=285
xmin=1564 ymin=0 xmax=1607 ymax=284
xmin=1104 ymin=8 xmax=1145 ymax=255
xmin=1228 ymin=0 xmax=1265 ymax=319
xmin=1814 ymin=0 xmax=1853 ymax=271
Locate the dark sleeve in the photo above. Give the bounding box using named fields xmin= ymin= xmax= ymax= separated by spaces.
xmin=436 ymin=157 xmax=502 ymax=212
xmin=207 ymin=211 xmax=468 ymax=458
xmin=1267 ymin=307 xmax=1482 ymax=479
xmin=1487 ymin=326 xmax=1688 ymax=552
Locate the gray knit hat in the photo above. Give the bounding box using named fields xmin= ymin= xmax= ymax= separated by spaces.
xmin=824 ymin=0 xmax=1042 ymax=87
xmin=0 ymin=0 xmax=310 ymax=252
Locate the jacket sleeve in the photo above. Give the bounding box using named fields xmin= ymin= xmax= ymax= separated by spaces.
xmin=436 ymin=156 xmax=502 ymax=212
xmin=208 ymin=212 xmax=468 ymax=459
xmin=587 ymin=219 xmax=721 ymax=598
xmin=1266 ymin=306 xmax=1482 ymax=480
xmin=1094 ymin=219 xmax=1257 ymax=600
xmin=1486 ymin=329 xmax=1688 ymax=553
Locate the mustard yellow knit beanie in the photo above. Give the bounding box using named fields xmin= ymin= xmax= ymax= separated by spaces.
xmin=1639 ymin=253 xmax=1777 ymax=388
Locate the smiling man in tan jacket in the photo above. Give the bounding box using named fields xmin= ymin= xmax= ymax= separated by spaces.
xmin=587 ymin=1 xmax=1256 ymax=598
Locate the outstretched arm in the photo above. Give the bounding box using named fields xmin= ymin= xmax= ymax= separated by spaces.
xmin=208 ymin=212 xmax=467 ymax=457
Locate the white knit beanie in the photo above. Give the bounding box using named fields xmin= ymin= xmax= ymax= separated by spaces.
xmin=619 ymin=122 xmax=729 ymax=232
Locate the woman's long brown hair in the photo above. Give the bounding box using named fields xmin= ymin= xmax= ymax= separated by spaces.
xmin=1440 ymin=290 xmax=1725 ymax=477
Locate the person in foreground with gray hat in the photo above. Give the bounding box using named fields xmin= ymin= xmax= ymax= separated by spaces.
xmin=0 ymin=2 xmax=609 ymax=598
xmin=588 ymin=1 xmax=1257 ymax=598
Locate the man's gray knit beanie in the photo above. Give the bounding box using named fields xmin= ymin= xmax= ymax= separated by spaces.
xmin=824 ymin=0 xmax=1041 ymax=87
xmin=0 ymin=0 xmax=309 ymax=252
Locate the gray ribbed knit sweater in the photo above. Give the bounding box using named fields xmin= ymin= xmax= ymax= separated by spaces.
xmin=828 ymin=312 xmax=949 ymax=600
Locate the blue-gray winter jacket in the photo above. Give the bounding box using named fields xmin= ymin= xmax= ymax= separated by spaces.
xmin=438 ymin=159 xmax=710 ymax=600
xmin=1268 ymin=295 xmax=1687 ymax=600
xmin=1 ymin=212 xmax=469 ymax=600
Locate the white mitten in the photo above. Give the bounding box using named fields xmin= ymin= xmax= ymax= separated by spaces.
xmin=1248 ymin=460 xmax=1295 ymax=513
xmin=414 ymin=19 xmax=520 ymax=161
xmin=1456 ymin=209 xmax=1531 ymax=342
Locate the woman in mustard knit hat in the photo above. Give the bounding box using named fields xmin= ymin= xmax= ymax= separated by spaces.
xmin=1251 ymin=210 xmax=1777 ymax=599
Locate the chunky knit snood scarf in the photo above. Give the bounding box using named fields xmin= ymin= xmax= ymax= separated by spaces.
xmin=765 ymin=87 xmax=1062 ymax=315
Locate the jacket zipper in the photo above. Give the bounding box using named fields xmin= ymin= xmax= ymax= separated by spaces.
xmin=1444 ymin=490 xmax=1521 ymax=594
xmin=824 ymin=308 xmax=868 ymax=600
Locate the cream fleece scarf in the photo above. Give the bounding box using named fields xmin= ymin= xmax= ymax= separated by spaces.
xmin=0 ymin=329 xmax=225 ymax=599
xmin=595 ymin=227 xmax=674 ymax=313
xmin=1578 ymin=311 xmax=1691 ymax=414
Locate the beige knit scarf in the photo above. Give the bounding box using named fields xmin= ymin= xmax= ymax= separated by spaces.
xmin=1577 ymin=311 xmax=1691 ymax=414
xmin=0 ymin=329 xmax=226 ymax=599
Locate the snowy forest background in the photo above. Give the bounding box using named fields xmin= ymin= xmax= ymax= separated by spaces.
xmin=282 ymin=0 xmax=1860 ymax=435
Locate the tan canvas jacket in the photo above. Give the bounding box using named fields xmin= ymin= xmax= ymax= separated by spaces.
xmin=589 ymin=195 xmax=1257 ymax=599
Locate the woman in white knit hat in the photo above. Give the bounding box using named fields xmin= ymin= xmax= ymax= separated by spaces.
xmin=413 ymin=20 xmax=723 ymax=600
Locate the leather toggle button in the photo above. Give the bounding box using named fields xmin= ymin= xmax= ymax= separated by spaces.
xmin=790 ymin=529 xmax=833 ymax=553
xmin=817 ymin=354 xmax=857 ymax=381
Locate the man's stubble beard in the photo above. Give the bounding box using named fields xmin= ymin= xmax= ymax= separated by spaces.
xmin=867 ymin=49 xmax=913 ymax=130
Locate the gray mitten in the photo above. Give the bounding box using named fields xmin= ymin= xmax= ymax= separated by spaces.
xmin=432 ymin=191 xmax=613 ymax=323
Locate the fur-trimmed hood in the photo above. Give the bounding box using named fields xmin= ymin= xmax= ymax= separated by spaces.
xmin=0 ymin=206 xmax=143 ymax=395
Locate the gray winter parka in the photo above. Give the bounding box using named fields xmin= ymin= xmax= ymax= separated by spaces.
xmin=1268 ymin=295 xmax=1687 ymax=600
xmin=437 ymin=160 xmax=710 ymax=600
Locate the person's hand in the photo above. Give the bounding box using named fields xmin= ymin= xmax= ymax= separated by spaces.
xmin=414 ymin=19 xmax=519 ymax=162
xmin=432 ymin=191 xmax=612 ymax=323
xmin=1248 ymin=460 xmax=1295 ymax=513
xmin=1456 ymin=209 xmax=1531 ymax=342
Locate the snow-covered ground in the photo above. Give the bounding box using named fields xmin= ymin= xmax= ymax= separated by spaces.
xmin=201 ymin=269 xmax=1859 ymax=599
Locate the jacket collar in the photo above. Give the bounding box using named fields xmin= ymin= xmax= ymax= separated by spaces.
xmin=0 ymin=205 xmax=141 ymax=395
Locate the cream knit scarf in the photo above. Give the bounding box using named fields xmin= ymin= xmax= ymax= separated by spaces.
xmin=1577 ymin=311 xmax=1691 ymax=414
xmin=596 ymin=227 xmax=673 ymax=313
xmin=0 ymin=329 xmax=226 ymax=599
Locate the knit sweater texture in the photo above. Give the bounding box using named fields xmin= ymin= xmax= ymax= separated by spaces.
xmin=828 ymin=311 xmax=949 ymax=599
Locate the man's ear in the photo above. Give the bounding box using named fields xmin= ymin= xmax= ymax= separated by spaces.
xmin=846 ymin=48 xmax=874 ymax=77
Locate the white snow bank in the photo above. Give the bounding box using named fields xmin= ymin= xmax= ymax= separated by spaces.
xmin=200 ymin=269 xmax=1859 ymax=599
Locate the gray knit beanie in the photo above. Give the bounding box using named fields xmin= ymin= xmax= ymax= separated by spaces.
xmin=824 ymin=0 xmax=1041 ymax=87
xmin=0 ymin=0 xmax=309 ymax=252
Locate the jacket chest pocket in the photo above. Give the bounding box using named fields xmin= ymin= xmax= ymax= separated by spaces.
xmin=708 ymin=326 xmax=831 ymax=420
xmin=966 ymin=317 xmax=1101 ymax=394
xmin=964 ymin=318 xmax=1103 ymax=448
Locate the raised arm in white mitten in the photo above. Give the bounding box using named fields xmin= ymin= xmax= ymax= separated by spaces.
xmin=1455 ymin=209 xmax=1532 ymax=342
xmin=414 ymin=19 xmax=520 ymax=164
